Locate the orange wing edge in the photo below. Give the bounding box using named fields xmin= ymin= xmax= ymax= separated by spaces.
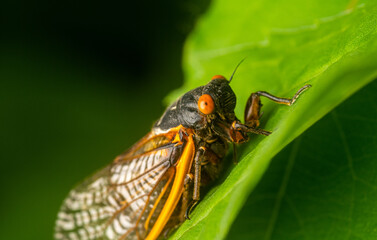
xmin=145 ymin=133 xmax=195 ymax=240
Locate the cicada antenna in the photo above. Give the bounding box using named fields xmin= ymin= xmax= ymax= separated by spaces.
xmin=229 ymin=58 xmax=246 ymax=83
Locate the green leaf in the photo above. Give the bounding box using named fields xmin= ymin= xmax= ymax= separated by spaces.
xmin=228 ymin=78 xmax=377 ymax=240
xmin=169 ymin=0 xmax=377 ymax=239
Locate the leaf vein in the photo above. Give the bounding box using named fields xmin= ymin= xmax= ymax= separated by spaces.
xmin=264 ymin=138 xmax=301 ymax=240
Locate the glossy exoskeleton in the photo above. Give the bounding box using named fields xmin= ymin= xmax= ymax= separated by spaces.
xmin=55 ymin=73 xmax=310 ymax=240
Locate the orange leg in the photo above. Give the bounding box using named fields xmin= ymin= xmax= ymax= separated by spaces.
xmin=184 ymin=146 xmax=205 ymax=219
xmin=184 ymin=145 xmax=223 ymax=219
xmin=244 ymin=84 xmax=311 ymax=127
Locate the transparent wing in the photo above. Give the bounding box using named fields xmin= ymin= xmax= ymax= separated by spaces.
xmin=55 ymin=136 xmax=181 ymax=240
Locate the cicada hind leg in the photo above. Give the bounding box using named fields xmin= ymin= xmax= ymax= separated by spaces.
xmin=244 ymin=84 xmax=311 ymax=127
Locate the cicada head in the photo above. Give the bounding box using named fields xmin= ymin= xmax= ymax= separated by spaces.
xmin=153 ymin=75 xmax=242 ymax=142
xmin=201 ymin=75 xmax=237 ymax=118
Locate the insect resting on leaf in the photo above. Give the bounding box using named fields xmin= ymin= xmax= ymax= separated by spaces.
xmin=55 ymin=64 xmax=311 ymax=240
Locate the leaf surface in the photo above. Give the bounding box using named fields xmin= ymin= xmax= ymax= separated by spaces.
xmin=228 ymin=78 xmax=377 ymax=240
xmin=169 ymin=0 xmax=377 ymax=239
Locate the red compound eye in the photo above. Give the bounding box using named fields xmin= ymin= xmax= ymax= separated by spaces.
xmin=198 ymin=94 xmax=215 ymax=115
xmin=211 ymin=75 xmax=226 ymax=81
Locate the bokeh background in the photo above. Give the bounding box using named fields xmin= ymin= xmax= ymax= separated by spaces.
xmin=0 ymin=1 xmax=209 ymax=239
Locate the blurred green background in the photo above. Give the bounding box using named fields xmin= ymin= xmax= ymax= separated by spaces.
xmin=0 ymin=1 xmax=209 ymax=239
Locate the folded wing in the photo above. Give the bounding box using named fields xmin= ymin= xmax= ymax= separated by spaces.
xmin=55 ymin=134 xmax=181 ymax=240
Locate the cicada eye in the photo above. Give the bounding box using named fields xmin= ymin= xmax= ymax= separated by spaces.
xmin=211 ymin=75 xmax=226 ymax=81
xmin=198 ymin=94 xmax=215 ymax=115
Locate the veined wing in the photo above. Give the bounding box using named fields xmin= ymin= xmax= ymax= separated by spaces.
xmin=55 ymin=133 xmax=184 ymax=240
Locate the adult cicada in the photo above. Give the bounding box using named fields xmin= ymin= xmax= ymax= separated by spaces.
xmin=55 ymin=71 xmax=310 ymax=240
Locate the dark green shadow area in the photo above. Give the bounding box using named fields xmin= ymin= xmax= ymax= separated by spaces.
xmin=228 ymin=79 xmax=377 ymax=239
xmin=0 ymin=46 xmax=176 ymax=240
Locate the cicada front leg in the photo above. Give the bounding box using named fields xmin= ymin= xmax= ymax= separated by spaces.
xmin=244 ymin=84 xmax=311 ymax=127
xmin=184 ymin=146 xmax=204 ymax=220
xmin=184 ymin=145 xmax=222 ymax=220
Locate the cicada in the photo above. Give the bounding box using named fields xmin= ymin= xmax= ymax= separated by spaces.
xmin=55 ymin=71 xmax=310 ymax=240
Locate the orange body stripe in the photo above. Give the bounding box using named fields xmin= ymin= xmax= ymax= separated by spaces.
xmin=145 ymin=134 xmax=195 ymax=240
